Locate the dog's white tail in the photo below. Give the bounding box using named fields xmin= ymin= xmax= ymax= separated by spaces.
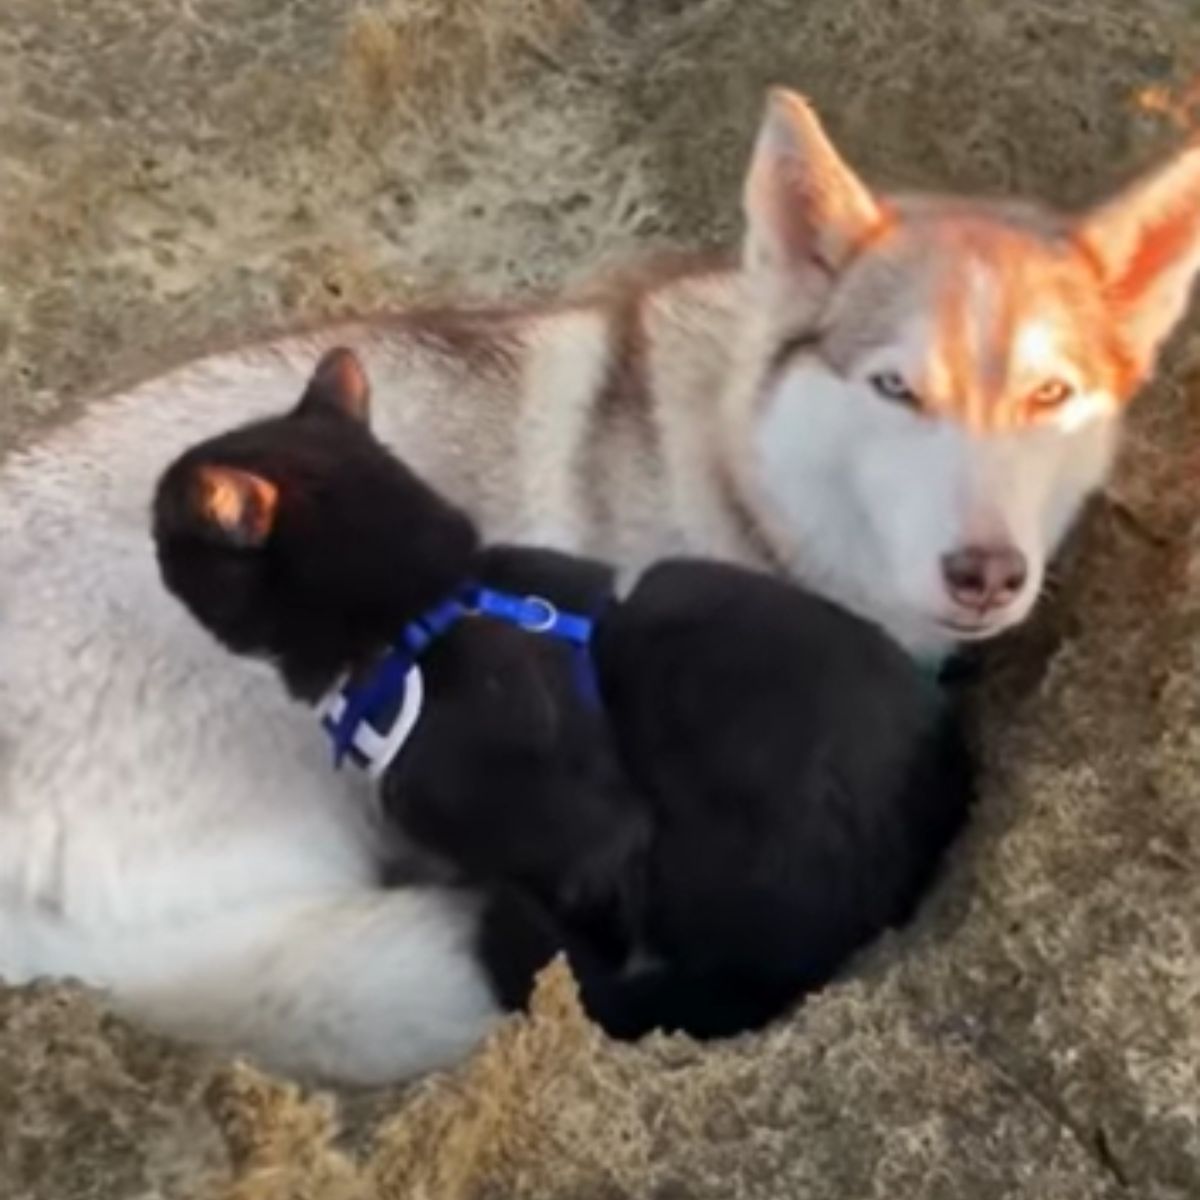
xmin=1 ymin=888 xmax=500 ymax=1086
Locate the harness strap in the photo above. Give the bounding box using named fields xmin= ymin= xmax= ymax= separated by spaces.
xmin=320 ymin=583 xmax=604 ymax=772
xmin=465 ymin=585 xmax=603 ymax=706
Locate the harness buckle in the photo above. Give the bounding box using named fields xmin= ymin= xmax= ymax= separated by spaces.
xmin=519 ymin=595 xmax=557 ymax=633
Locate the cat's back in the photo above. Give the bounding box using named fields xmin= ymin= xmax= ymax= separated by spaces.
xmin=602 ymin=557 xmax=938 ymax=745
xmin=594 ymin=555 xmax=972 ymax=860
xmin=603 ymin=558 xmax=973 ymax=984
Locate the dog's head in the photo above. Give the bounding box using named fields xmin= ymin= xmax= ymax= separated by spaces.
xmin=732 ymin=88 xmax=1200 ymax=654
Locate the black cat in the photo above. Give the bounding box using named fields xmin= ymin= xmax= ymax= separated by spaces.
xmin=152 ymin=346 xmax=975 ymax=1040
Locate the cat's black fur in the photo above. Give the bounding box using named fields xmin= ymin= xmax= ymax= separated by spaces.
xmin=152 ymin=347 xmax=976 ymax=1041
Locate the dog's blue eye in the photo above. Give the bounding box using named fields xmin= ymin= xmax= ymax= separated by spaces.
xmin=869 ymin=372 xmax=919 ymax=406
xmin=1027 ymin=379 xmax=1075 ymax=411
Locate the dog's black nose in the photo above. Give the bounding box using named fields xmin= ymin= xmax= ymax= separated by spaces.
xmin=941 ymin=545 xmax=1027 ymax=612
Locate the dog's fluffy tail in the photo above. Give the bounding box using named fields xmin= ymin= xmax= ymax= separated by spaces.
xmin=2 ymin=887 xmax=501 ymax=1087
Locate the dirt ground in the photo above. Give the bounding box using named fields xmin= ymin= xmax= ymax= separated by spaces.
xmin=2 ymin=1 xmax=1200 ymax=1197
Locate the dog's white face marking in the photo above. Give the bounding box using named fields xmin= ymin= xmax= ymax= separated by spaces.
xmin=756 ymin=237 xmax=1129 ymax=648
xmin=736 ymin=88 xmax=1200 ymax=654
xmin=753 ymin=352 xmax=1118 ymax=651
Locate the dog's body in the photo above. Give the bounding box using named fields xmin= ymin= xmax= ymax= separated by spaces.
xmin=1 ymin=90 xmax=1198 ymax=1083
xmin=151 ymin=347 xmax=974 ymax=1042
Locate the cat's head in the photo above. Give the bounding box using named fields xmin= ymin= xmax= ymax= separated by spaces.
xmin=152 ymin=346 xmax=479 ymax=700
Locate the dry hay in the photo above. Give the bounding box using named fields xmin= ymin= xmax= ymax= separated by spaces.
xmin=341 ymin=0 xmax=587 ymax=135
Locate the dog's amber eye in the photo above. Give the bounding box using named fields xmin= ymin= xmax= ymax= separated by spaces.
xmin=1027 ymin=379 xmax=1075 ymax=411
xmin=869 ymin=372 xmax=919 ymax=407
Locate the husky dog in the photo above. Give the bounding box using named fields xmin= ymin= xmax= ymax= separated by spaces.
xmin=1 ymin=89 xmax=1197 ymax=1083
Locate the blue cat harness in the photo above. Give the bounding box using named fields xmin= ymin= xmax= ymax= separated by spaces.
xmin=316 ymin=585 xmax=602 ymax=779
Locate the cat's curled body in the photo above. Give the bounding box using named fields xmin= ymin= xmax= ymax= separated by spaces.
xmin=152 ymin=347 xmax=976 ymax=1040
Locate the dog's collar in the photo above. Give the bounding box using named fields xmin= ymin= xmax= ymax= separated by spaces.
xmin=317 ymin=584 xmax=603 ymax=777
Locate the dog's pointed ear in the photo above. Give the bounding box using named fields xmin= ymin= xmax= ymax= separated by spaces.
xmin=295 ymin=347 xmax=371 ymax=424
xmin=1076 ymin=140 xmax=1200 ymax=382
xmin=188 ymin=465 xmax=279 ymax=548
xmin=743 ymin=88 xmax=886 ymax=278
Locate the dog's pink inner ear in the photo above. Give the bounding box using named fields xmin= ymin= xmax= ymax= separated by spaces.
xmin=1076 ymin=141 xmax=1200 ymax=379
xmin=297 ymin=346 xmax=372 ymax=424
xmin=193 ymin=465 xmax=278 ymax=547
xmin=743 ymin=87 xmax=885 ymax=277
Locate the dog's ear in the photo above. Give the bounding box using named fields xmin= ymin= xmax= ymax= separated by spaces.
xmin=294 ymin=346 xmax=372 ymax=424
xmin=1076 ymin=140 xmax=1200 ymax=383
xmin=743 ymin=88 xmax=886 ymax=279
xmin=186 ymin=464 xmax=279 ymax=548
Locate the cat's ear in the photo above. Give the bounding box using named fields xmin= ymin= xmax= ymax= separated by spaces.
xmin=294 ymin=346 xmax=371 ymax=424
xmin=189 ymin=465 xmax=279 ymax=548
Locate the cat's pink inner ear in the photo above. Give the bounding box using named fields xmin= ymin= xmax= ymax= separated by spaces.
xmin=194 ymin=465 xmax=278 ymax=547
